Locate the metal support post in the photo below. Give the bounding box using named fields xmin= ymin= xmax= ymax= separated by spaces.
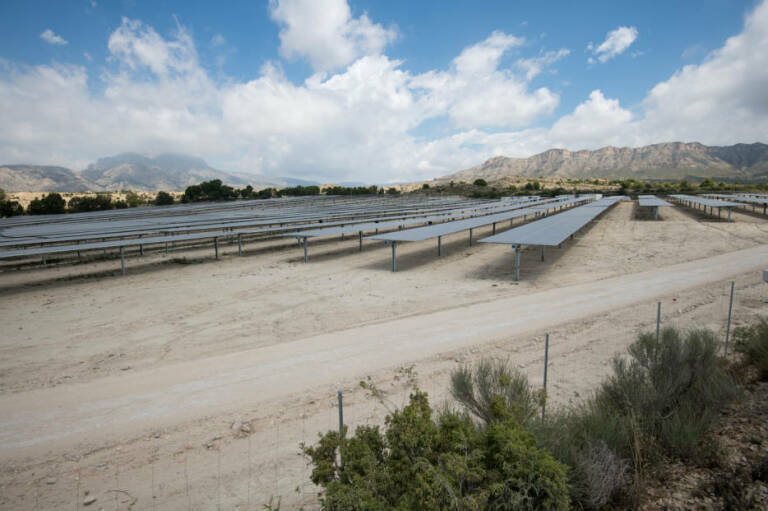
xmin=214 ymin=238 xmax=219 ymax=259
xmin=359 ymin=231 xmax=363 ymax=252
xmin=139 ymin=235 xmax=144 ymax=257
xmin=492 ymin=222 xmax=496 ymax=235
xmin=120 ymin=247 xmax=126 ymax=275
xmin=656 ymin=301 xmax=661 ymax=341
xmin=437 ymin=236 xmax=442 ymax=256
xmin=469 ymin=228 xmax=473 ymax=246
xmin=303 ymin=237 xmax=308 ymax=263
xmin=165 ymin=241 xmax=169 ymax=255
xmin=238 ymin=234 xmax=243 ymax=256
xmin=391 ymin=242 xmax=397 ymax=272
xmin=513 ymin=245 xmax=521 ymax=281
xmin=728 ymin=208 xmax=732 ymax=221
xmin=542 ymin=333 xmax=549 ymax=420
xmin=540 ymin=247 xmax=545 ymax=262
xmin=724 ymin=281 xmax=734 ymax=357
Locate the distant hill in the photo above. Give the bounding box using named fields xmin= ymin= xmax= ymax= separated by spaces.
xmin=0 ymin=165 xmax=97 ymax=192
xmin=0 ymin=153 xmax=295 ymax=192
xmin=81 ymin=153 xmax=259 ymax=192
xmin=438 ymin=142 xmax=768 ymax=184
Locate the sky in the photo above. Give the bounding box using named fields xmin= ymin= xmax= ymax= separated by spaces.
xmin=0 ymin=0 xmax=767 ymax=183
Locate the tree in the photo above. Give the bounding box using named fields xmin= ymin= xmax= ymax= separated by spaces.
xmin=700 ymin=177 xmax=715 ymax=188
xmin=27 ymin=192 xmax=66 ymax=215
xmin=67 ymin=195 xmax=113 ymax=213
xmin=154 ymin=191 xmax=174 ymax=206
xmin=125 ymin=191 xmax=144 ymax=208
xmin=473 ymin=178 xmax=488 ymax=187
xmin=422 ymin=183 xmax=430 ymax=190
xmin=0 ymin=198 xmax=24 ymax=217
xmin=525 ymin=180 xmax=541 ymax=191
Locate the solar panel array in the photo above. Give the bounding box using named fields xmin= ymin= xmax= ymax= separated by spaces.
xmin=637 ymin=195 xmax=672 ymax=207
xmin=479 ymin=196 xmax=624 ymax=247
xmin=668 ymin=194 xmax=739 ymax=207
xmin=367 ymin=196 xmax=586 ymax=243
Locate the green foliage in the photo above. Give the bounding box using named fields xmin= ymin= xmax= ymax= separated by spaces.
xmin=700 ymin=177 xmax=715 ymax=188
xmin=524 ymin=180 xmax=541 ymax=191
xmin=0 ymin=198 xmax=24 ymax=217
xmin=154 ymin=191 xmax=175 ymax=206
xmin=532 ymin=327 xmax=738 ymax=508
xmin=450 ymin=358 xmax=540 ymax=427
xmin=324 ymin=185 xmax=379 ymax=195
xmin=303 ymin=391 xmax=570 ymax=510
xmin=386 ymin=187 xmax=400 ymax=195
xmin=27 ymin=192 xmax=66 ymax=215
xmin=183 ymin=179 xmax=238 ymax=202
xmin=277 ymin=185 xmax=320 ymax=196
xmin=67 ymin=194 xmax=113 ymax=213
xmin=473 ymin=179 xmax=488 ymax=187
xmin=124 ymin=191 xmax=144 ymax=207
xmin=422 ymin=183 xmax=430 ymax=190
xmin=240 ymin=185 xmax=253 ymax=198
xmin=734 ymin=317 xmax=768 ymax=380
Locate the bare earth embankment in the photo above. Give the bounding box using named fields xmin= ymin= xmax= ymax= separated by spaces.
xmin=1 ymin=202 xmax=767 ymax=509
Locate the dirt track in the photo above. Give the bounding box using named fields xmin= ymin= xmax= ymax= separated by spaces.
xmin=1 ymin=201 xmax=767 ymax=509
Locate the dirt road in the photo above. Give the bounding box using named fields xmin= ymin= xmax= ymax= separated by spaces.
xmin=3 ymin=243 xmax=766 ymax=462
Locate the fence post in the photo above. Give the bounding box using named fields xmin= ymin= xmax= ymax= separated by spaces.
xmin=542 ymin=333 xmax=549 ymax=421
xmin=338 ymin=390 xmax=344 ymax=467
xmin=656 ymin=301 xmax=661 ymax=341
xmin=724 ymin=281 xmax=735 ymax=357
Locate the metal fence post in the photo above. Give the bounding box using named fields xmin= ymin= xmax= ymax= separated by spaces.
xmin=542 ymin=333 xmax=549 ymax=421
xmin=656 ymin=301 xmax=661 ymax=341
xmin=724 ymin=281 xmax=735 ymax=357
xmin=338 ymin=390 xmax=344 ymax=467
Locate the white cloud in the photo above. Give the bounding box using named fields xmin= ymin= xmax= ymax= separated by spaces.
xmin=589 ymin=26 xmax=638 ymax=63
xmin=411 ymin=32 xmax=560 ymax=129
xmin=269 ymin=0 xmax=397 ymax=72
xmin=83 ymin=51 xmax=93 ymax=62
xmin=40 ymin=29 xmax=68 ymax=46
xmin=517 ymin=48 xmax=570 ymax=80
xmin=211 ymin=34 xmax=226 ymax=47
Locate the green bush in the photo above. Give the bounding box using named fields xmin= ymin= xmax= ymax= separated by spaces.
xmin=303 ymin=391 xmax=570 ymax=510
xmin=154 ymin=191 xmax=174 ymax=206
xmin=450 ymin=358 xmax=539 ymax=427
xmin=533 ymin=327 xmax=738 ymax=508
xmin=474 ymin=179 xmax=488 ymax=187
xmin=0 ymin=198 xmax=24 ymax=217
xmin=27 ymin=192 xmax=66 ymax=215
xmin=734 ymin=318 xmax=768 ymax=380
xmin=67 ymin=194 xmax=113 ymax=212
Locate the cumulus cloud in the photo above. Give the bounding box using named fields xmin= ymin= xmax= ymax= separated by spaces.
xmin=40 ymin=29 xmax=68 ymax=46
xmin=589 ymin=26 xmax=638 ymax=63
xmin=269 ymin=0 xmax=397 ymax=72
xmin=411 ymin=32 xmax=561 ymax=129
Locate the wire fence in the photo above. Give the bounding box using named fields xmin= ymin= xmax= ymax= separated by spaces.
xmin=5 ymin=278 xmax=757 ymax=510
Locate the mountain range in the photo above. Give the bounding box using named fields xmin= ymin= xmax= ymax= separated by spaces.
xmin=0 ymin=153 xmax=313 ymax=193
xmin=2 ymin=142 xmax=767 ymax=193
xmin=438 ymin=142 xmax=768 ymax=184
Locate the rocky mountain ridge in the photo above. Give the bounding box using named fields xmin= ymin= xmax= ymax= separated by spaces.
xmin=439 ymin=142 xmax=768 ymax=183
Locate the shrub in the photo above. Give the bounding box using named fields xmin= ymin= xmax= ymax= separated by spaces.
xmin=531 ymin=327 xmax=738 ymax=508
xmin=733 ymin=318 xmax=768 ymax=380
xmin=450 ymin=358 xmax=539 ymax=427
xmin=27 ymin=192 xmax=66 ymax=215
xmin=68 ymin=194 xmax=113 ymax=212
xmin=474 ymin=179 xmax=488 ymax=187
xmin=0 ymin=198 xmax=24 ymax=217
xmin=154 ymin=191 xmax=174 ymax=206
xmin=303 ymin=391 xmax=570 ymax=510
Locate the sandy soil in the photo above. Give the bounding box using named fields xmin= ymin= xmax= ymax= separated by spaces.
xmin=1 ymin=201 xmax=768 ymax=510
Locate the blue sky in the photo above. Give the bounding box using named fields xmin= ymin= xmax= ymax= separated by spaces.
xmin=0 ymin=0 xmax=766 ymax=183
